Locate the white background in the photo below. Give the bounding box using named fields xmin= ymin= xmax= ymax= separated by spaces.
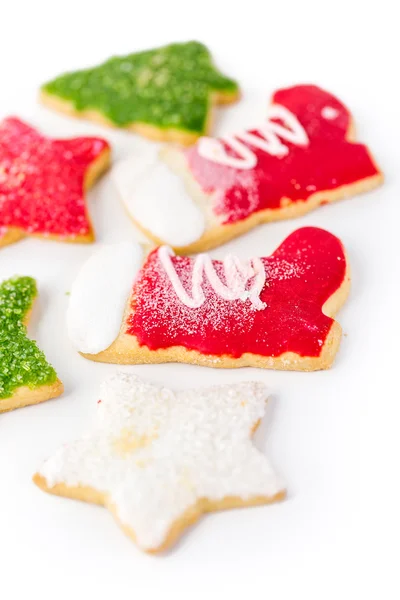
xmin=0 ymin=1 xmax=399 ymax=598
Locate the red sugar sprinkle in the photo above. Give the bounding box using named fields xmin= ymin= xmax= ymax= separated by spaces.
xmin=185 ymin=85 xmax=379 ymax=225
xmin=126 ymin=227 xmax=347 ymax=359
xmin=0 ymin=117 xmax=109 ymax=237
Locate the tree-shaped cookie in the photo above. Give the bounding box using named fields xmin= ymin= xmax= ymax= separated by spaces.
xmin=112 ymin=84 xmax=383 ymax=253
xmin=0 ymin=117 xmax=110 ymax=249
xmin=34 ymin=373 xmax=284 ymax=553
xmin=67 ymin=227 xmax=350 ymax=371
xmin=40 ymin=41 xmax=239 ymax=145
xmin=0 ymin=276 xmax=63 ymax=412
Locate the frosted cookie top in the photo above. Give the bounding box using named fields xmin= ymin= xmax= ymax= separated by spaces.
xmin=0 ymin=276 xmax=58 ymax=400
xmin=37 ymin=373 xmax=284 ymax=552
xmin=127 ymin=227 xmax=348 ymax=360
xmin=0 ymin=117 xmax=109 ymax=245
xmin=41 ymin=41 xmax=239 ymax=138
xmin=187 ymin=84 xmax=381 ymax=225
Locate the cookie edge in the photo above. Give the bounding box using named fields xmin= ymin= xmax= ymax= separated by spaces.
xmin=39 ymin=89 xmax=239 ymax=146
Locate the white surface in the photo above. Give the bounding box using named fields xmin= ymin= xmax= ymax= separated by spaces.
xmin=112 ymin=150 xmax=206 ymax=246
xmin=0 ymin=1 xmax=399 ymax=598
xmin=67 ymin=242 xmax=143 ymax=353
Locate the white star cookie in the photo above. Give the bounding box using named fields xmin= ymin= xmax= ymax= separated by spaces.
xmin=34 ymin=373 xmax=285 ymax=553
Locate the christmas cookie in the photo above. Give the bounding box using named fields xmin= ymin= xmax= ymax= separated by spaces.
xmin=40 ymin=41 xmax=239 ymax=145
xmin=67 ymin=227 xmax=350 ymax=371
xmin=0 ymin=117 xmax=110 ymax=248
xmin=0 ymin=276 xmax=63 ymax=413
xmin=112 ymin=84 xmax=383 ymax=253
xmin=34 ymin=373 xmax=284 ymax=553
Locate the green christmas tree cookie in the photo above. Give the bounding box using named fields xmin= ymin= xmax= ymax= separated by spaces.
xmin=0 ymin=276 xmax=63 ymax=413
xmin=40 ymin=41 xmax=240 ymax=144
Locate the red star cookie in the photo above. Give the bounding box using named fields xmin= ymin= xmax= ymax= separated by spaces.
xmin=113 ymin=84 xmax=383 ymax=253
xmin=67 ymin=226 xmax=350 ymax=371
xmin=0 ymin=117 xmax=110 ymax=248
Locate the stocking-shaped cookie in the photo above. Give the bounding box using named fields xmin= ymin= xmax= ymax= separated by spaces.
xmin=113 ymin=84 xmax=383 ymax=253
xmin=67 ymin=226 xmax=349 ymax=371
xmin=0 ymin=117 xmax=110 ymax=248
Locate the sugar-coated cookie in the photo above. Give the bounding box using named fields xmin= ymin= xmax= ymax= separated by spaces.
xmin=0 ymin=118 xmax=110 ymax=248
xmin=67 ymin=227 xmax=349 ymax=371
xmin=40 ymin=41 xmax=239 ymax=146
xmin=0 ymin=276 xmax=63 ymax=413
xmin=112 ymin=84 xmax=383 ymax=253
xmin=34 ymin=373 xmax=284 ymax=553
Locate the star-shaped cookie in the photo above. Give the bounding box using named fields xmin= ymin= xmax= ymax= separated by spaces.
xmin=0 ymin=276 xmax=63 ymax=413
xmin=0 ymin=117 xmax=110 ymax=248
xmin=34 ymin=373 xmax=284 ymax=553
xmin=40 ymin=41 xmax=240 ymax=145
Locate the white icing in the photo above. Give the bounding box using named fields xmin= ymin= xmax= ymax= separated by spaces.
xmin=158 ymin=246 xmax=267 ymax=310
xmin=321 ymin=106 xmax=339 ymax=120
xmin=198 ymin=104 xmax=309 ymax=170
xmin=112 ymin=149 xmax=205 ymax=247
xmin=38 ymin=373 xmax=284 ymax=551
xmin=67 ymin=243 xmax=143 ymax=354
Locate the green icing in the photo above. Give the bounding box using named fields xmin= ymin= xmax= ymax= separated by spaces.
xmin=41 ymin=41 xmax=239 ymax=134
xmin=0 ymin=277 xmax=57 ymax=399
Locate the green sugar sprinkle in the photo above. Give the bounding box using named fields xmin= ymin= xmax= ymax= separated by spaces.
xmin=42 ymin=41 xmax=239 ymax=134
xmin=0 ymin=277 xmax=57 ymax=399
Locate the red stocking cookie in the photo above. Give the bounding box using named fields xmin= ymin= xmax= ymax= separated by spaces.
xmin=67 ymin=226 xmax=350 ymax=371
xmin=0 ymin=117 xmax=110 ymax=248
xmin=112 ymin=84 xmax=383 ymax=253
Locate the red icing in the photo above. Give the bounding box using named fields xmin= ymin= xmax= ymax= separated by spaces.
xmin=127 ymin=227 xmax=347 ymax=359
xmin=0 ymin=118 xmax=109 ymax=237
xmin=185 ymin=85 xmax=380 ymax=224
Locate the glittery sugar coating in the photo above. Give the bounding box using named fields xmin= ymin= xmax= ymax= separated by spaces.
xmin=128 ymin=227 xmax=347 ymax=359
xmin=41 ymin=41 xmax=239 ymax=134
xmin=185 ymin=84 xmax=381 ymax=224
xmin=0 ymin=117 xmax=109 ymax=239
xmin=36 ymin=373 xmax=284 ymax=551
xmin=0 ymin=277 xmax=57 ymax=399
